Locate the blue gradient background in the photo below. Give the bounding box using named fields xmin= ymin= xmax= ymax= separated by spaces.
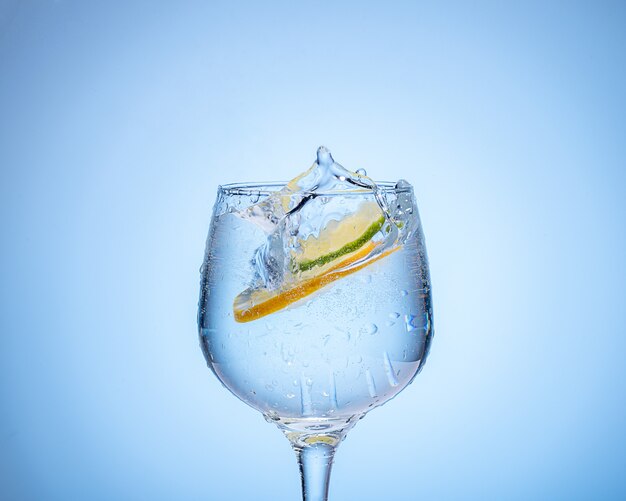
xmin=1 ymin=1 xmax=625 ymax=499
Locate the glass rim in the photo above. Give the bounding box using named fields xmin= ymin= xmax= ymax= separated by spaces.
xmin=218 ymin=181 xmax=411 ymax=196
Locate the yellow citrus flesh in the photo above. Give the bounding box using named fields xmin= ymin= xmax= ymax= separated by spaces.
xmin=295 ymin=201 xmax=384 ymax=271
xmin=233 ymin=242 xmax=398 ymax=323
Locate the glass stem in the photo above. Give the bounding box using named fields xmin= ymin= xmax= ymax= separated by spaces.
xmin=295 ymin=442 xmax=337 ymax=501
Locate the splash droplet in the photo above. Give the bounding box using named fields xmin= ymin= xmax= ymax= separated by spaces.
xmin=316 ymin=145 xmax=334 ymax=167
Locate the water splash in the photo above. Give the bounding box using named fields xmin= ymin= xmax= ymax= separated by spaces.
xmin=235 ymin=146 xmax=415 ymax=294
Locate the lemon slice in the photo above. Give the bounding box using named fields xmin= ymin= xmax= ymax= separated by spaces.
xmin=295 ymin=201 xmax=385 ymax=272
xmin=233 ymin=202 xmax=395 ymax=323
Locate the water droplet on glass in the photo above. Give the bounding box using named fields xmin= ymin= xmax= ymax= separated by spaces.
xmin=365 ymin=369 xmax=378 ymax=398
xmin=286 ymin=392 xmax=296 ymax=399
xmin=400 ymin=289 xmax=408 ymax=296
xmin=356 ymin=168 xmax=367 ymax=176
xmin=387 ymin=312 xmax=400 ymax=326
xmin=383 ymin=351 xmax=399 ymax=387
xmin=404 ymin=314 xmax=418 ymax=332
xmin=359 ymin=323 xmax=378 ymax=336
xmin=300 ymin=376 xmax=313 ymax=416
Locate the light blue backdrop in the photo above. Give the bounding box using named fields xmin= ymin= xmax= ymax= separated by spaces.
xmin=1 ymin=1 xmax=625 ymax=499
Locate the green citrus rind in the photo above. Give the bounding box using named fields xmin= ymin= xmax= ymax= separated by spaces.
xmin=296 ymin=215 xmax=385 ymax=272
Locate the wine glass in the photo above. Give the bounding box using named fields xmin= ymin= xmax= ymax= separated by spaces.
xmin=198 ymin=180 xmax=433 ymax=501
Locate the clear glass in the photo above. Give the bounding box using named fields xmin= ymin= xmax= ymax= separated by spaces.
xmin=198 ymin=181 xmax=433 ymax=500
